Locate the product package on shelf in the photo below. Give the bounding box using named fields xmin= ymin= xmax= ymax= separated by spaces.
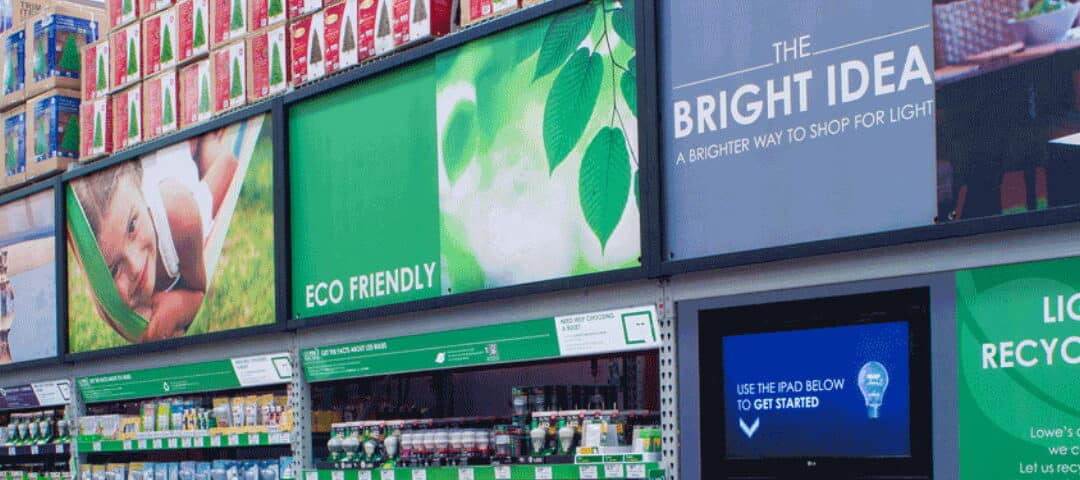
xmin=110 ymin=84 xmax=140 ymax=150
xmin=2 ymin=106 xmax=26 ymax=189
xmin=0 ymin=26 xmax=26 ymax=109
xmin=459 ymin=0 xmax=517 ymax=26
xmin=176 ymin=0 xmax=208 ymax=63
xmin=142 ymin=68 xmax=176 ymax=139
xmin=211 ymin=40 xmax=244 ymax=113
xmin=287 ymin=0 xmax=319 ymax=23
xmin=211 ymin=0 xmax=246 ymax=48
xmin=1 ymin=0 xmax=46 ymax=34
xmin=288 ymin=11 xmax=323 ymax=86
xmin=140 ymin=0 xmax=174 ymax=18
xmin=375 ymin=0 xmax=450 ymax=54
xmin=80 ymin=95 xmax=110 ymax=160
xmin=247 ymin=25 xmax=287 ymax=101
xmin=143 ymin=7 xmax=178 ymax=75
xmin=26 ymin=88 xmax=79 ymax=178
xmin=80 ymin=38 xmax=108 ymax=99
xmin=109 ymin=21 xmax=140 ymax=89
xmin=248 ymin=0 xmax=284 ymax=32
xmin=107 ymin=0 xmax=137 ymax=31
xmin=27 ymin=3 xmax=103 ymax=96
xmin=323 ymin=0 xmax=357 ymax=72
xmin=178 ymin=58 xmax=210 ymax=127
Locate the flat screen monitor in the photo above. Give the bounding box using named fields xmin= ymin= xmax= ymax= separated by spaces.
xmin=697 ymin=288 xmax=931 ymax=479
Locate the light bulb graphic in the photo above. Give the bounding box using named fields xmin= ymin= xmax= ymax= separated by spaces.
xmin=857 ymin=361 xmax=889 ymax=419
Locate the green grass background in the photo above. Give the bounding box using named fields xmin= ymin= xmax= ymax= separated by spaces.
xmin=68 ymin=116 xmax=276 ymax=352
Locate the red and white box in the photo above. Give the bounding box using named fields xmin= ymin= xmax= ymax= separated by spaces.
xmin=211 ymin=40 xmax=245 ymax=113
xmin=288 ymin=12 xmax=324 ymax=86
xmin=143 ymin=7 xmax=179 ymax=76
xmin=211 ymin=0 xmax=247 ymax=47
xmin=107 ymin=0 xmax=138 ymax=31
xmin=323 ymin=0 xmax=356 ymax=72
xmin=177 ymin=0 xmax=210 ymax=63
xmin=288 ymin=0 xmax=320 ymax=21
xmin=249 ymin=0 xmax=285 ymax=32
xmin=247 ymin=25 xmax=288 ymax=101
xmin=79 ymin=96 xmax=111 ymax=161
xmin=80 ymin=39 xmax=109 ymax=100
xmin=375 ymin=0 xmax=449 ymax=54
xmin=140 ymin=0 xmax=175 ymax=17
xmin=111 ymin=84 xmax=141 ymax=150
xmin=109 ymin=22 xmax=141 ymax=90
xmin=178 ymin=58 xmax=212 ymax=127
xmin=143 ymin=69 xmax=178 ymax=139
xmin=460 ymin=0 xmax=517 ymax=26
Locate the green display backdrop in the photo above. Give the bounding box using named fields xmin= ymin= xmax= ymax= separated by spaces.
xmin=957 ymin=257 xmax=1080 ymax=479
xmin=289 ymin=0 xmax=641 ymax=319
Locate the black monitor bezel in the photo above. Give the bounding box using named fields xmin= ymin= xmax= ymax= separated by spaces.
xmin=693 ymin=286 xmax=933 ymax=480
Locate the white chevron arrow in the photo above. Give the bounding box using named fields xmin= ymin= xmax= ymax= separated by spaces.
xmin=739 ymin=417 xmax=760 ymax=439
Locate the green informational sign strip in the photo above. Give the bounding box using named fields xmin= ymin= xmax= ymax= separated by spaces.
xmin=304 ymin=463 xmax=659 ymax=480
xmin=303 ymin=306 xmax=659 ymax=382
xmin=77 ymin=431 xmax=290 ymax=452
xmin=78 ymin=353 xmax=293 ymax=403
xmin=957 ymin=257 xmax=1080 ymax=479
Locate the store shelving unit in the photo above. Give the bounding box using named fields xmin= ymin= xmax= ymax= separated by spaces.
xmin=0 ymin=380 xmax=74 ymax=480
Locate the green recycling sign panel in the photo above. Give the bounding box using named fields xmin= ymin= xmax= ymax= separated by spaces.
xmin=78 ymin=353 xmax=292 ymax=403
xmin=303 ymin=306 xmax=659 ymax=382
xmin=958 ymin=257 xmax=1080 ymax=479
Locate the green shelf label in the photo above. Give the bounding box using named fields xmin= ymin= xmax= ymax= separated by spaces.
xmin=302 ymin=306 xmax=659 ymax=382
xmin=77 ymin=353 xmax=293 ymax=402
xmin=303 ymin=463 xmax=659 ymax=480
xmin=77 ymin=432 xmax=290 ymax=452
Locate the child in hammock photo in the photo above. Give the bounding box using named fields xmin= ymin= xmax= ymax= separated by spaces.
xmin=69 ymin=128 xmax=240 ymax=342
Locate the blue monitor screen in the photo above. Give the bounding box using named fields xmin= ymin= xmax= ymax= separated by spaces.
xmin=722 ymin=321 xmax=911 ymax=459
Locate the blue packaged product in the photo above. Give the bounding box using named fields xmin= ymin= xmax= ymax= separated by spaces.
xmin=2 ymin=29 xmax=25 ymax=99
xmin=30 ymin=90 xmax=79 ymax=163
xmin=4 ymin=108 xmax=26 ymax=178
xmin=29 ymin=12 xmax=99 ymax=90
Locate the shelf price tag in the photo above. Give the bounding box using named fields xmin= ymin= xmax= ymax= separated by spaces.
xmin=534 ymin=466 xmax=552 ymax=480
xmin=493 ymin=467 xmax=510 ymax=480
xmin=357 ymin=471 xmax=372 ymax=480
xmin=410 ymin=470 xmax=425 ymax=480
xmin=168 ymin=438 xmax=179 ymax=449
xmin=181 ymin=438 xmax=193 ymax=448
xmin=56 ymin=444 xmax=64 ymax=454
xmin=304 ymin=472 xmax=318 ymax=480
xmin=269 ymin=432 xmax=290 ymax=444
xmin=137 ymin=439 xmax=148 ymax=449
xmin=604 ymin=464 xmax=625 ymax=479
xmin=625 ymin=464 xmax=646 ymax=479
xmin=211 ymin=436 xmax=223 ymax=447
xmin=248 ymin=434 xmax=260 ymax=445
xmin=331 ymin=471 xmax=344 ymax=480
xmin=228 ymin=434 xmax=240 ymax=446
xmin=122 ymin=441 xmax=132 ymax=451
xmin=7 ymin=447 xmax=15 ymax=455
xmin=152 ymin=439 xmax=163 ymax=449
xmin=379 ymin=471 xmax=395 ymax=480
xmin=579 ymin=466 xmax=598 ymax=479
xmin=92 ymin=442 xmax=102 ymax=452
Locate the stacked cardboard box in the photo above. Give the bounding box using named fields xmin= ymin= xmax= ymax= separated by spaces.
xmin=0 ymin=0 xmax=101 ymax=190
xmin=75 ymin=0 xmax=554 ymax=164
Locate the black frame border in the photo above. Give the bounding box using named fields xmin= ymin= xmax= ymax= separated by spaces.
xmin=60 ymin=100 xmax=289 ymax=364
xmin=282 ymin=0 xmax=663 ymax=331
xmin=0 ymin=178 xmax=65 ymax=372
